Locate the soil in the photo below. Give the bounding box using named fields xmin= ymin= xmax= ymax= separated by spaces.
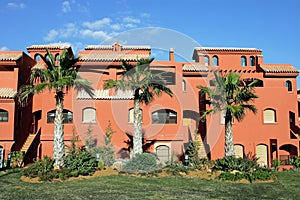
xmin=20 ymin=168 xmax=274 ymax=184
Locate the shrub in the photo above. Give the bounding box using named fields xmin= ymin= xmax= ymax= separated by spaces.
xmin=290 ymin=156 xmax=300 ymax=169
xmin=64 ymin=147 xmax=96 ymax=176
xmin=22 ymin=156 xmax=54 ymax=180
xmin=121 ymin=153 xmax=161 ymax=174
xmin=214 ymin=156 xmax=257 ymax=172
xmin=271 ymin=159 xmax=282 ymax=171
xmin=10 ymin=151 xmax=25 ymax=168
xmin=165 ymin=161 xmax=191 ymax=176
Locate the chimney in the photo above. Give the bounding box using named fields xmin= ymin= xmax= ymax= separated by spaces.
xmin=169 ymin=48 xmax=174 ymax=62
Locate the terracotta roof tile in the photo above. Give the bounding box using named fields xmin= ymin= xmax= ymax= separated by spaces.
xmin=85 ymin=45 xmax=151 ymax=50
xmin=195 ymin=47 xmax=262 ymax=52
xmin=0 ymin=53 xmax=22 ymax=61
xmin=79 ymin=53 xmax=150 ymax=62
xmin=260 ymin=64 xmax=299 ymax=73
xmin=183 ymin=63 xmax=208 ymax=72
xmin=77 ymin=89 xmax=134 ymax=100
xmin=0 ymin=88 xmax=16 ymax=98
xmin=27 ymin=44 xmax=71 ymax=50
xmin=32 ymin=63 xmax=45 ymax=69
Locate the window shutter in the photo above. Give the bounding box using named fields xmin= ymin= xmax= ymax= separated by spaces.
xmin=128 ymin=109 xmax=134 ymax=123
xmin=83 ymin=108 xmax=96 ymax=123
xmin=264 ymin=109 xmax=275 ymax=123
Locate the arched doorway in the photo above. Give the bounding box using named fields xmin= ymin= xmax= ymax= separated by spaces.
xmin=256 ymin=144 xmax=268 ymax=166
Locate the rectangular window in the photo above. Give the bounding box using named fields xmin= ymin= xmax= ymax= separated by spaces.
xmin=0 ymin=111 xmax=8 ymax=122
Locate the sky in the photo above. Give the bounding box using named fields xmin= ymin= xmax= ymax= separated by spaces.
xmin=1 ymin=0 xmax=300 ymax=83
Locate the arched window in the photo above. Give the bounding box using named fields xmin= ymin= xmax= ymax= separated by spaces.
xmin=263 ymin=109 xmax=276 ymax=123
xmin=0 ymin=109 xmax=8 ymax=122
xmin=286 ymin=80 xmax=292 ymax=92
xmin=34 ymin=54 xmax=41 ymax=62
xmin=256 ymin=144 xmax=268 ymax=166
xmin=128 ymin=108 xmax=142 ymax=123
xmin=82 ymin=107 xmax=96 ymax=123
xmin=212 ymin=56 xmax=219 ymax=66
xmin=204 ymin=55 xmax=210 ymax=66
xmin=55 ymin=54 xmax=60 ymax=61
xmin=47 ymin=109 xmax=73 ymax=124
xmin=250 ymin=56 xmax=255 ymax=66
xmin=152 ymin=109 xmax=177 ymax=124
xmin=241 ymin=56 xmax=247 ymax=66
xmin=234 ymin=144 xmax=244 ymax=158
xmin=182 ymin=80 xmax=186 ymax=92
xmin=156 ymin=145 xmax=170 ymax=163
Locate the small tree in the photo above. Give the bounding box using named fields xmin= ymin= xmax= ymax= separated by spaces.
xmin=90 ymin=121 xmax=115 ymax=166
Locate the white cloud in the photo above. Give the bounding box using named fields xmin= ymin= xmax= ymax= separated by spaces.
xmin=44 ymin=29 xmax=59 ymax=41
xmin=0 ymin=46 xmax=9 ymax=51
xmin=110 ymin=24 xmax=121 ymax=31
xmin=7 ymin=2 xmax=25 ymax=9
xmin=141 ymin=13 xmax=150 ymax=18
xmin=61 ymin=23 xmax=77 ymax=38
xmin=82 ymin=18 xmax=112 ymax=30
xmin=62 ymin=1 xmax=71 ymax=13
xmin=123 ymin=17 xmax=140 ymax=24
xmin=80 ymin=29 xmax=111 ymax=40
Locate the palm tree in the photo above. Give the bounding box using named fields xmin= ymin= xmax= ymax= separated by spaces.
xmin=198 ymin=71 xmax=258 ymax=157
xmin=104 ymin=58 xmax=173 ymax=157
xmin=18 ymin=49 xmax=94 ymax=169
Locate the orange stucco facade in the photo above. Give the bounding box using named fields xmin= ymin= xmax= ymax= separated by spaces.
xmin=0 ymin=42 xmax=299 ymax=167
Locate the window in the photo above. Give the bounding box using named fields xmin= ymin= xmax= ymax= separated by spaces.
xmin=82 ymin=107 xmax=96 ymax=123
xmin=152 ymin=109 xmax=177 ymax=124
xmin=34 ymin=54 xmax=41 ymax=62
xmin=250 ymin=56 xmax=255 ymax=66
xmin=182 ymin=80 xmax=186 ymax=92
xmin=151 ymin=70 xmax=175 ymax=85
xmin=241 ymin=56 xmax=247 ymax=66
xmin=47 ymin=109 xmax=73 ymax=124
xmin=212 ymin=56 xmax=219 ymax=66
xmin=263 ymin=109 xmax=276 ymax=123
xmin=286 ymin=80 xmax=292 ymax=92
xmin=156 ymin=145 xmax=170 ymax=163
xmin=0 ymin=109 xmax=8 ymax=122
xmin=128 ymin=108 xmax=142 ymax=123
xmin=55 ymin=54 xmax=60 ymax=61
xmin=204 ymin=56 xmax=210 ymax=66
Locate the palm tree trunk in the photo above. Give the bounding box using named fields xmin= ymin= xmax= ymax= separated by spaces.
xmin=53 ymin=91 xmax=65 ymax=169
xmin=224 ymin=110 xmax=235 ymax=157
xmin=133 ymin=99 xmax=143 ymax=157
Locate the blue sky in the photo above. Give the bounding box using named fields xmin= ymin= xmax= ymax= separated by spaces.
xmin=1 ymin=0 xmax=300 ymax=83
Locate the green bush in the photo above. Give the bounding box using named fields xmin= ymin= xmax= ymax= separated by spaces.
xmin=271 ymin=159 xmax=282 ymax=171
xmin=10 ymin=151 xmax=25 ymax=168
xmin=22 ymin=156 xmax=54 ymax=178
xmin=165 ymin=161 xmax=191 ymax=176
xmin=290 ymin=156 xmax=300 ymax=169
xmin=64 ymin=147 xmax=96 ymax=176
xmin=214 ymin=156 xmax=257 ymax=172
xmin=121 ymin=153 xmax=161 ymax=174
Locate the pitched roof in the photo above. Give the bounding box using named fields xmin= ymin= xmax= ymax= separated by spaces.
xmin=0 ymin=52 xmax=22 ymax=61
xmin=194 ymin=47 xmax=262 ymax=52
xmin=85 ymin=45 xmax=151 ymax=50
xmin=182 ymin=63 xmax=208 ymax=72
xmin=77 ymin=89 xmax=134 ymax=100
xmin=0 ymin=88 xmax=17 ymax=98
xmin=79 ymin=53 xmax=150 ymax=62
xmin=259 ymin=64 xmax=299 ymax=73
xmin=27 ymin=44 xmax=71 ymax=50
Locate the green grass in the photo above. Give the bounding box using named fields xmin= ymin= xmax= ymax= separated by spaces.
xmin=0 ymin=169 xmax=299 ymax=199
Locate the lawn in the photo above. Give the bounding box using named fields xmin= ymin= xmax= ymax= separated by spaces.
xmin=0 ymin=169 xmax=299 ymax=200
